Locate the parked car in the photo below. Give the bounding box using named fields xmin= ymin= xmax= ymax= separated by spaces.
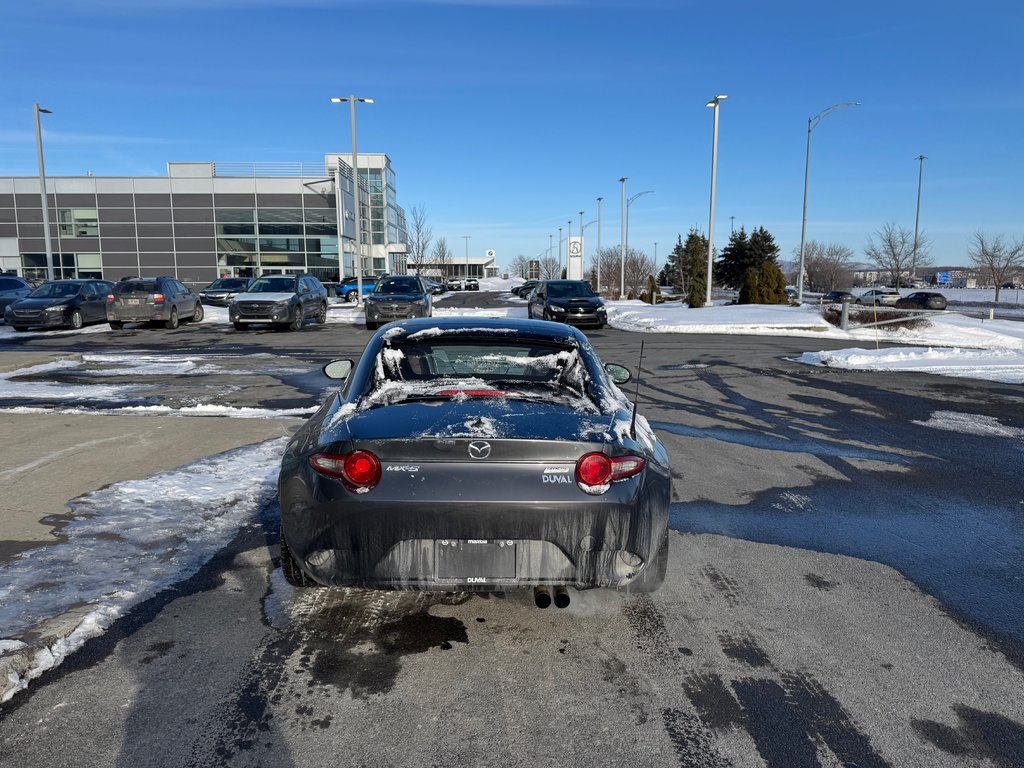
xmin=229 ymin=273 xmax=328 ymax=331
xmin=446 ymin=278 xmax=463 ymax=291
xmin=895 ymin=291 xmax=948 ymax=311
xmin=465 ymin=278 xmax=480 ymax=291
xmin=277 ymin=317 xmax=670 ymax=601
xmin=856 ymin=288 xmax=901 ymax=306
xmin=527 ymin=280 xmax=607 ymax=328
xmin=364 ymin=275 xmax=432 ymax=331
xmin=820 ymin=290 xmax=856 ymax=304
xmin=339 ymin=275 xmax=380 ymax=303
xmin=198 ymin=277 xmax=254 ymax=306
xmin=512 ymin=280 xmax=540 ymax=298
xmin=1001 ymin=281 xmax=1022 ymax=290
xmin=5 ymin=279 xmax=114 ymax=331
xmin=0 ymin=276 xmax=36 ymax=321
xmin=424 ymin=279 xmax=447 ymax=295
xmin=107 ymin=276 xmax=203 ymax=329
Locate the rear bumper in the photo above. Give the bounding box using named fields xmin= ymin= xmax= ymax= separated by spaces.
xmin=279 ymin=468 xmax=669 ymax=590
xmin=107 ymin=306 xmax=169 ymax=322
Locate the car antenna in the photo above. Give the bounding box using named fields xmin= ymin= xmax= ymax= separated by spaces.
xmin=629 ymin=340 xmax=645 ymax=440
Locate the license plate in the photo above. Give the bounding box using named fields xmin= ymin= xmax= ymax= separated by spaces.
xmin=436 ymin=539 xmax=516 ymax=581
xmin=126 ymin=299 xmax=141 ymax=305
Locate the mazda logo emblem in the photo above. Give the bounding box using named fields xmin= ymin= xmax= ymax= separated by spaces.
xmin=468 ymin=441 xmax=492 ymax=460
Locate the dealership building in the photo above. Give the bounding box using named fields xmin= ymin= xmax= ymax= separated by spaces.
xmin=0 ymin=153 xmax=409 ymax=287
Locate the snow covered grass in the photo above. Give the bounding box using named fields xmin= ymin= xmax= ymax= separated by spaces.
xmin=798 ymin=347 xmax=1024 ymax=384
xmin=0 ymin=438 xmax=287 ymax=702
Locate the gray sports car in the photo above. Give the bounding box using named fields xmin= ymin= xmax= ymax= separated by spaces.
xmin=277 ymin=317 xmax=670 ymax=607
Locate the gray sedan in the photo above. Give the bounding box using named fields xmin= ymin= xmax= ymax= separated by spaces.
xmin=363 ymin=275 xmax=431 ymax=331
xmin=277 ymin=318 xmax=671 ymax=607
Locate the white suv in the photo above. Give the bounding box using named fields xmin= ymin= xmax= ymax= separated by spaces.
xmin=856 ymin=288 xmax=901 ymax=306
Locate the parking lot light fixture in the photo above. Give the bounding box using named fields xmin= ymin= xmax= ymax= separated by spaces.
xmin=34 ymin=104 xmax=55 ymax=282
xmin=797 ymin=101 xmax=860 ymax=303
xmin=705 ymin=94 xmax=727 ymax=307
xmin=331 ymin=96 xmax=374 ymax=305
xmin=619 ymin=177 xmax=627 ymax=299
xmin=596 ymin=196 xmax=603 ymax=292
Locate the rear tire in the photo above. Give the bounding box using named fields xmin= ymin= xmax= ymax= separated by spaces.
xmin=627 ymin=532 xmax=668 ymax=593
xmin=69 ymin=310 xmax=83 ymax=330
xmin=280 ymin=532 xmax=322 ymax=588
xmin=165 ymin=308 xmax=179 ymax=330
xmin=191 ymin=302 xmax=204 ymax=322
xmin=108 ymin=321 xmax=123 ymax=330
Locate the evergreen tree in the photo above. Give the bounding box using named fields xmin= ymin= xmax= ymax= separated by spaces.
xmin=738 ymin=267 xmax=762 ymax=304
xmin=717 ymin=228 xmax=751 ymax=289
xmin=664 ymin=235 xmax=687 ymax=292
xmin=748 ymin=226 xmax=781 ymax=270
xmin=682 ymin=229 xmax=709 ymax=307
xmin=759 ymin=260 xmax=789 ymax=303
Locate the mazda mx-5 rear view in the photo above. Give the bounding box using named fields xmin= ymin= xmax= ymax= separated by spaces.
xmin=277 ymin=317 xmax=670 ymax=602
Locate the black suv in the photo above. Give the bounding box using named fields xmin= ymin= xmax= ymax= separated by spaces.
xmin=107 ymin=276 xmax=203 ymax=329
xmin=229 ymin=274 xmax=328 ymax=331
xmin=527 ymin=280 xmax=607 ymax=328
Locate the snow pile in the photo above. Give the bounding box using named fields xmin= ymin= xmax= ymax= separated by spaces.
xmin=0 ymin=360 xmax=149 ymax=401
xmin=798 ymin=347 xmax=1024 ymax=384
xmin=0 ymin=438 xmax=287 ymax=702
xmin=606 ymin=302 xmax=834 ymax=336
xmin=911 ymin=410 xmax=1024 ymax=439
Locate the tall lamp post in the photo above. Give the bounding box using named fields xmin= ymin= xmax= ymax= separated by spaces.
xmin=596 ymin=196 xmax=603 ymax=292
xmin=462 ymin=235 xmax=471 ymax=281
xmin=566 ymin=220 xmax=572 ymax=277
xmin=912 ymin=154 xmax=927 ymax=285
xmin=704 ymin=94 xmax=727 ymax=307
xmin=619 ymin=177 xmax=627 ymax=299
xmin=34 ymin=104 xmax=54 ymax=281
xmin=558 ymin=227 xmax=563 ymax=277
xmin=796 ymin=101 xmax=860 ymax=302
xmin=626 ymin=190 xmax=654 ymax=296
xmin=331 ymin=95 xmax=374 ymax=304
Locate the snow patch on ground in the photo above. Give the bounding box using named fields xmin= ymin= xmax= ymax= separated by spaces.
xmin=798 ymin=347 xmax=1024 ymax=384
xmin=911 ymin=410 xmax=1024 ymax=439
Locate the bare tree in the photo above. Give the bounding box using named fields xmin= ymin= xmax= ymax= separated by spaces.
xmin=591 ymin=246 xmax=653 ymax=298
xmin=798 ymin=240 xmax=855 ymax=292
xmin=508 ymin=254 xmax=530 ymax=279
xmin=538 ymin=255 xmax=560 ymax=279
xmin=429 ymin=237 xmax=453 ymax=280
xmin=968 ymin=231 xmax=1024 ymax=302
xmin=408 ymin=204 xmax=432 ymax=275
xmin=864 ymin=222 xmax=931 ymax=286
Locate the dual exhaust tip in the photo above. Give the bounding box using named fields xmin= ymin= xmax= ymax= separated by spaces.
xmin=534 ymin=586 xmax=571 ymax=609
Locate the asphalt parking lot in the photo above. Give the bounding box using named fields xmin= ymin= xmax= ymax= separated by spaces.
xmin=1 ymin=292 xmax=1023 ymax=767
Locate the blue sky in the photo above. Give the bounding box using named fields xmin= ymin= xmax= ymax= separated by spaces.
xmin=2 ymin=0 xmax=1021 ymax=270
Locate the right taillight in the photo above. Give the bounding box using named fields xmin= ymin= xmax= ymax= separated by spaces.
xmin=152 ymin=293 xmax=165 ymax=302
xmin=575 ymin=452 xmax=645 ymax=495
xmin=309 ymin=450 xmax=381 ymax=493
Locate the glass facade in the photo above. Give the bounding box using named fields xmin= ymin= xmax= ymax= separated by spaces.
xmin=214 ymin=207 xmax=340 ymax=281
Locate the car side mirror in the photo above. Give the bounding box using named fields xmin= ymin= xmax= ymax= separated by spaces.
xmin=323 ymin=359 xmax=354 ymax=380
xmin=605 ymin=363 xmax=631 ymax=385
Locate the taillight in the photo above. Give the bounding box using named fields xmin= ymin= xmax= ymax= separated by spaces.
xmin=575 ymin=452 xmax=645 ymax=495
xmin=309 ymin=450 xmax=381 ymax=492
xmin=152 ymin=293 xmax=165 ymax=302
xmin=106 ymin=295 xmax=114 ymax=302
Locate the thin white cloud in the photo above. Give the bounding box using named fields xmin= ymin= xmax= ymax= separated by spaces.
xmin=0 ymin=129 xmax=192 ymax=147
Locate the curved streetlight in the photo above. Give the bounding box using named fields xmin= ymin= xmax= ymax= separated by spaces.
xmin=596 ymin=196 xmax=603 ymax=292
xmin=625 ymin=190 xmax=653 ymax=298
xmin=330 ymin=95 xmax=374 ymax=304
xmin=797 ymin=101 xmax=860 ymax=302
xmin=34 ymin=104 xmax=54 ymax=281
xmin=912 ymin=154 xmax=928 ymax=284
xmin=705 ymin=94 xmax=727 ymax=307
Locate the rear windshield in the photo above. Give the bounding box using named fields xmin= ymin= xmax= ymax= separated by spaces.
xmin=115 ymin=281 xmax=160 ymax=294
xmin=29 ymin=283 xmax=82 ymax=298
xmin=375 ymin=277 xmax=422 ymax=294
xmin=248 ymin=277 xmax=297 ymax=293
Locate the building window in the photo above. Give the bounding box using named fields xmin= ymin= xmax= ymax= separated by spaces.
xmin=76 ymin=253 xmax=103 ymax=279
xmin=57 ymin=209 xmax=99 ymax=238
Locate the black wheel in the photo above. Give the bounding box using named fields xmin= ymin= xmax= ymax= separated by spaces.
xmin=345 ymin=289 xmax=358 ymax=303
xmin=365 ymin=321 xmax=378 ymax=331
xmin=280 ymin=532 xmax=322 ymax=588
xmin=527 ymin=306 xmax=533 ymax=319
xmin=288 ymin=309 xmax=302 ymax=331
xmin=627 ymin=532 xmax=668 ymax=593
xmin=316 ymin=303 xmax=328 ymax=325
xmin=108 ymin=321 xmax=123 ymax=330
xmin=165 ymin=308 xmax=179 ymax=330
xmin=12 ymin=325 xmax=28 ymax=332
xmin=191 ymin=302 xmax=204 ymax=322
xmin=233 ymin=321 xmax=246 ymax=331
xmin=855 ymin=299 xmax=864 ymax=305
xmin=69 ymin=309 xmax=83 ymax=330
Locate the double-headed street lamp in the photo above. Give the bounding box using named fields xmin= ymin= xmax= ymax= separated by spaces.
xmin=330 ymin=95 xmax=374 ymax=304
xmin=704 ymin=94 xmax=727 ymax=307
xmin=34 ymin=104 xmax=54 ymax=282
xmin=796 ymin=101 xmax=860 ymax=302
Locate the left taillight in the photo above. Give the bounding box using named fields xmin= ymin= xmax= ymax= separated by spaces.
xmin=575 ymin=452 xmax=645 ymax=495
xmin=309 ymin=450 xmax=381 ymax=493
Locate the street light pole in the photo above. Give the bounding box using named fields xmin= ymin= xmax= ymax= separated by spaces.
xmin=705 ymin=94 xmax=727 ymax=307
xmin=331 ymin=95 xmax=374 ymax=304
xmin=626 ymin=190 xmax=654 ymax=296
xmin=558 ymin=227 xmax=563 ymax=278
xmin=619 ymin=177 xmax=627 ymax=299
xmin=912 ymin=154 xmax=927 ymax=284
xmin=797 ymin=101 xmax=860 ymax=303
xmin=462 ymin=235 xmax=471 ymax=281
xmin=596 ymin=196 xmax=603 ymax=292
xmin=33 ymin=104 xmax=54 ymax=282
